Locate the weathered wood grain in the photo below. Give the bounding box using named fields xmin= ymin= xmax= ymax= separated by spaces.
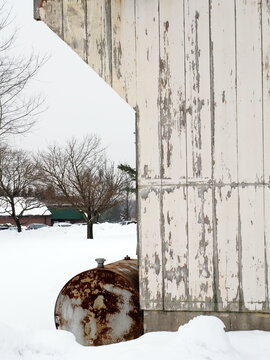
xmin=210 ymin=0 xmax=237 ymax=184
xmin=215 ymin=186 xmax=239 ymax=311
xmin=240 ymin=186 xmax=266 ymax=311
xmin=39 ymin=0 xmax=63 ymax=38
xmin=262 ymin=0 xmax=270 ymax=313
xmin=135 ymin=0 xmax=161 ymax=182
xmin=162 ymin=186 xmax=188 ymax=310
xmin=138 ymin=187 xmax=163 ymax=310
xmin=86 ymin=0 xmax=112 ymax=84
xmin=262 ymin=0 xmax=270 ymax=184
xmin=185 ymin=0 xmax=211 ymax=183
xmin=188 ymin=186 xmax=214 ymax=310
xmin=159 ymin=0 xmax=186 ymax=182
xmin=62 ymin=0 xmax=87 ymax=61
xmin=264 ymin=185 xmax=270 ymax=311
xmin=236 ymin=0 xmax=263 ymax=184
xmin=111 ymin=0 xmax=136 ymax=108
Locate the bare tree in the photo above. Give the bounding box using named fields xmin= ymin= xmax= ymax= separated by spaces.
xmin=37 ymin=136 xmax=126 ymax=239
xmin=0 ymin=1 xmax=44 ymax=141
xmin=0 ymin=145 xmax=43 ymax=232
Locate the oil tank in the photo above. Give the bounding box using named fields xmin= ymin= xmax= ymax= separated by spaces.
xmin=54 ymin=257 xmax=143 ymax=346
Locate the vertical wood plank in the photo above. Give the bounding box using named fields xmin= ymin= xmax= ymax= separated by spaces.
xmin=264 ymin=185 xmax=270 ymax=310
xmin=135 ymin=0 xmax=161 ymax=181
xmin=162 ymin=186 xmax=188 ymax=310
xmin=111 ymin=0 xmax=137 ymax=108
xmin=185 ymin=0 xmax=212 ymax=182
xmin=262 ymin=1 xmax=270 ymax=312
xmin=240 ymin=186 xmax=266 ymax=310
xmin=86 ymin=0 xmax=103 ymax=76
xmin=262 ymin=1 xmax=270 ymax=183
xmin=159 ymin=0 xmax=186 ymax=182
xmin=40 ymin=0 xmax=63 ymax=38
xmin=138 ymin=188 xmax=163 ymax=310
xmin=236 ymin=0 xmax=263 ymax=183
xmin=188 ymin=186 xmax=214 ymax=309
xmin=211 ymin=0 xmax=237 ymax=184
xmin=86 ymin=0 xmax=112 ymax=84
xmin=62 ymin=0 xmax=87 ymax=61
xmin=215 ymin=186 xmax=239 ymax=311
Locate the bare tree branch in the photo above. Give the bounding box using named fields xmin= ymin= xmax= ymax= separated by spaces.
xmin=0 ymin=145 xmax=43 ymax=231
xmin=37 ymin=136 xmax=126 ymax=239
xmin=0 ymin=1 xmax=46 ymax=141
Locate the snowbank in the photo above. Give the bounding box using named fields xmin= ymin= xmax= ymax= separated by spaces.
xmin=1 ymin=223 xmax=270 ymax=360
xmin=2 ymin=315 xmax=270 ymax=360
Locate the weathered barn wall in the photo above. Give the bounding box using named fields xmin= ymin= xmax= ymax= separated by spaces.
xmin=34 ymin=0 xmax=270 ymax=330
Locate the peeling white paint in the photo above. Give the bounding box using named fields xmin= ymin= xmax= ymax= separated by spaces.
xmin=211 ymin=0 xmax=238 ymax=184
xmin=138 ymin=187 xmax=163 ymax=310
xmin=215 ymin=186 xmax=239 ymax=310
xmin=185 ymin=0 xmax=212 ymax=182
xmin=111 ymin=0 xmax=137 ymax=107
xmin=240 ymin=187 xmax=266 ymax=310
xmin=162 ymin=186 xmax=188 ymax=310
xmin=188 ymin=186 xmax=213 ymax=309
xmin=236 ymin=0 xmax=263 ymax=184
xmin=63 ymin=0 xmax=87 ymax=61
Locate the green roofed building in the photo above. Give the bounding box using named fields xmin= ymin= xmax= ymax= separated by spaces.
xmin=49 ymin=208 xmax=84 ymax=224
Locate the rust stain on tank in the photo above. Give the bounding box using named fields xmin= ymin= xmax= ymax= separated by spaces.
xmin=54 ymin=259 xmax=143 ymax=346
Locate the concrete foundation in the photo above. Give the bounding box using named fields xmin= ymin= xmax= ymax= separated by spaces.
xmin=144 ymin=311 xmax=270 ymax=332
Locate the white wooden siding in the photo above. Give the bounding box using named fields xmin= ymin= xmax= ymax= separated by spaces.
xmin=264 ymin=186 xmax=270 ymax=311
xmin=86 ymin=0 xmax=112 ymax=84
xmin=39 ymin=0 xmax=63 ymax=38
xmin=215 ymin=186 xmax=239 ymax=311
xmin=111 ymin=0 xmax=137 ymax=108
xmin=211 ymin=0 xmax=238 ymax=184
xmin=138 ymin=188 xmax=163 ymax=310
xmin=185 ymin=0 xmax=212 ymax=183
xmin=262 ymin=1 xmax=270 ymax=183
xmin=188 ymin=186 xmax=213 ymax=309
xmin=159 ymin=0 xmax=186 ymax=182
xmin=63 ymin=0 xmax=87 ymax=61
xmin=236 ymin=0 xmax=263 ymax=184
xmin=162 ymin=186 xmax=188 ymax=310
xmin=263 ymin=1 xmax=270 ymax=312
xmin=135 ymin=0 xmax=161 ymax=182
xmin=239 ymin=187 xmax=266 ymax=310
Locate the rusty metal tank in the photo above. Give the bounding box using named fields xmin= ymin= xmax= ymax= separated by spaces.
xmin=54 ymin=257 xmax=143 ymax=346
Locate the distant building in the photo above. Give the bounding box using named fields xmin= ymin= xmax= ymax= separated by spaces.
xmin=0 ymin=197 xmax=52 ymax=226
xmin=49 ymin=207 xmax=84 ymax=224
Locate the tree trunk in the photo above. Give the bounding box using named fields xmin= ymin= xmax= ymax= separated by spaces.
xmin=87 ymin=221 xmax=94 ymax=239
xmin=14 ymin=217 xmax=22 ymax=233
xmin=126 ymin=189 xmax=130 ymax=220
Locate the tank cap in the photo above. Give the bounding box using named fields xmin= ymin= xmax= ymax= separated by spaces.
xmin=95 ymin=258 xmax=106 ymax=268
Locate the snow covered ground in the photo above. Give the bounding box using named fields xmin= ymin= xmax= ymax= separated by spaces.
xmin=0 ymin=223 xmax=270 ymax=360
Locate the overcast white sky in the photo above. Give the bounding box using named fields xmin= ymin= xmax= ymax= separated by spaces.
xmin=6 ymin=0 xmax=135 ymax=166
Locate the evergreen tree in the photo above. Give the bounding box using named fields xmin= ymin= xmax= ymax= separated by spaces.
xmin=118 ymin=163 xmax=136 ymax=221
